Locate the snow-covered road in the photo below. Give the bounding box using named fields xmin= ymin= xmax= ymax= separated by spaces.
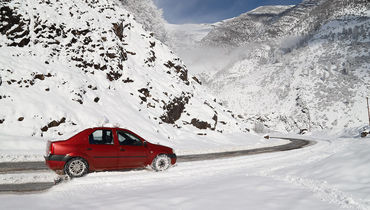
xmin=0 ymin=137 xmax=309 ymax=191
xmin=0 ymin=136 xmax=369 ymax=210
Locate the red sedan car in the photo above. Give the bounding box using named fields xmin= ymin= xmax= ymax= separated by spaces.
xmin=45 ymin=127 xmax=177 ymax=177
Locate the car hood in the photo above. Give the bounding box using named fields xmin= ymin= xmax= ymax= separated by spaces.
xmin=147 ymin=142 xmax=173 ymax=153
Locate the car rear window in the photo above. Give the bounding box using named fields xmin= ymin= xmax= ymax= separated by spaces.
xmin=89 ymin=129 xmax=114 ymax=145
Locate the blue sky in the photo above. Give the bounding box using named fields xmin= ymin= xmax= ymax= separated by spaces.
xmin=153 ymin=0 xmax=303 ymax=24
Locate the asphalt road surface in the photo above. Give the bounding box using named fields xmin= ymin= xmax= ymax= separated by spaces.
xmin=0 ymin=137 xmax=314 ymax=193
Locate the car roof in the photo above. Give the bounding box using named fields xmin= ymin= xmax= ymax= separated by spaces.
xmin=89 ymin=127 xmax=131 ymax=130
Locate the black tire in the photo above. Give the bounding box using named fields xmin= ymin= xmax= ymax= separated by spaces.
xmin=64 ymin=157 xmax=89 ymax=178
xmin=151 ymin=154 xmax=171 ymax=171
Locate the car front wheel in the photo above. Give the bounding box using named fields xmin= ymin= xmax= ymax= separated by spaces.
xmin=64 ymin=157 xmax=89 ymax=178
xmin=151 ymin=154 xmax=171 ymax=171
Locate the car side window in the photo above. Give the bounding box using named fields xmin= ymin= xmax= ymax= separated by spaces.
xmin=89 ymin=129 xmax=113 ymax=145
xmin=117 ymin=131 xmax=143 ymax=146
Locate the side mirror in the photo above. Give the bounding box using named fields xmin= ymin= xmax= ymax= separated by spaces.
xmin=143 ymin=141 xmax=148 ymax=147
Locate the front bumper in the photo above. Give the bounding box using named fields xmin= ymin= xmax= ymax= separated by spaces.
xmin=168 ymin=153 xmax=177 ymax=165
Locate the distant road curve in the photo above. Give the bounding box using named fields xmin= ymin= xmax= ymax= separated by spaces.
xmin=177 ymin=137 xmax=314 ymax=162
xmin=0 ymin=137 xmax=315 ymax=193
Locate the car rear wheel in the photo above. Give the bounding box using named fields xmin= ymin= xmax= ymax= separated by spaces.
xmin=151 ymin=154 xmax=171 ymax=171
xmin=64 ymin=157 xmax=88 ymax=178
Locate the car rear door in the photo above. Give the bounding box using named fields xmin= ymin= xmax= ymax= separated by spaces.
xmin=85 ymin=129 xmax=119 ymax=170
xmin=116 ymin=130 xmax=148 ymax=168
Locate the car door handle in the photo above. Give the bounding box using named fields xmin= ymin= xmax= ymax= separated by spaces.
xmin=120 ymin=148 xmax=125 ymax=151
xmin=87 ymin=148 xmax=92 ymax=151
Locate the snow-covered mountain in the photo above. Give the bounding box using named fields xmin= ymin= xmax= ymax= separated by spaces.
xmin=0 ymin=0 xmax=248 ymax=143
xmin=201 ymin=0 xmax=368 ymax=47
xmin=201 ymin=4 xmax=294 ymax=47
xmin=169 ymin=0 xmax=370 ymax=133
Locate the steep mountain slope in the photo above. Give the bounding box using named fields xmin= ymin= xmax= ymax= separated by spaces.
xmin=173 ymin=0 xmax=369 ymax=133
xmin=0 ymin=0 xmax=248 ymax=143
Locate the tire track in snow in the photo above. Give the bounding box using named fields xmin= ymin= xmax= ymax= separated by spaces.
xmin=0 ymin=182 xmax=54 ymax=194
xmin=263 ymin=174 xmax=365 ymax=210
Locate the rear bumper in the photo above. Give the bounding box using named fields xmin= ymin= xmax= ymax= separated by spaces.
xmin=44 ymin=155 xmax=69 ymax=170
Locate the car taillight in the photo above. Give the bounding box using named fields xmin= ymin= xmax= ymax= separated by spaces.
xmin=50 ymin=143 xmax=54 ymax=154
xmin=46 ymin=141 xmax=54 ymax=155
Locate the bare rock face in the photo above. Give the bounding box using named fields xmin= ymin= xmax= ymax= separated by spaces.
xmin=191 ymin=118 xmax=211 ymax=130
xmin=160 ymin=95 xmax=190 ymax=124
xmin=361 ymin=131 xmax=368 ymax=138
xmin=0 ymin=6 xmax=30 ymax=47
xmin=41 ymin=117 xmax=66 ymax=132
xmin=164 ymin=60 xmax=189 ymax=85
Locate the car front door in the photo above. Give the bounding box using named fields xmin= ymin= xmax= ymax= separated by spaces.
xmin=85 ymin=129 xmax=119 ymax=170
xmin=116 ymin=130 xmax=148 ymax=168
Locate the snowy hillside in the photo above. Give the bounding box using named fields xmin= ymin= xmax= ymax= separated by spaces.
xmin=169 ymin=0 xmax=370 ymax=133
xmin=0 ymin=0 xmax=253 ymax=148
